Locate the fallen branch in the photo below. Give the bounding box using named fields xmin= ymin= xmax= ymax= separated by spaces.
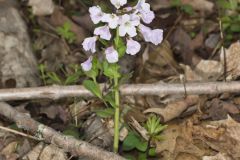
xmin=0 ymin=102 xmax=125 ymax=160
xmin=0 ymin=82 xmax=240 ymax=101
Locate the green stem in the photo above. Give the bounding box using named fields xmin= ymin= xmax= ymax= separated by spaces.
xmin=113 ymin=76 xmax=120 ymax=153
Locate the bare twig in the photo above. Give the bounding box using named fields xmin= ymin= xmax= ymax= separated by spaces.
xmin=0 ymin=82 xmax=240 ymax=101
xmin=0 ymin=125 xmax=40 ymax=141
xmin=0 ymin=102 xmax=125 ymax=160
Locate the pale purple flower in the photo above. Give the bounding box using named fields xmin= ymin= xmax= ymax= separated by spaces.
xmin=81 ymin=57 xmax=92 ymax=71
xmin=123 ymin=7 xmax=133 ymax=12
xmin=119 ymin=14 xmax=140 ymax=37
xmin=102 ymin=14 xmax=119 ymax=29
xmin=140 ymin=10 xmax=155 ymax=24
xmin=139 ymin=24 xmax=163 ymax=45
xmin=150 ymin=29 xmax=163 ymax=45
xmin=110 ymin=0 xmax=127 ymax=9
xmin=126 ymin=39 xmax=141 ymax=55
xmin=94 ymin=26 xmax=112 ymax=40
xmin=82 ymin=36 xmax=97 ymax=53
xmin=89 ymin=6 xmax=104 ymax=24
xmin=135 ymin=0 xmax=151 ymax=12
xmin=105 ymin=46 xmax=119 ymax=63
xmin=139 ymin=24 xmax=152 ymax=42
xmin=130 ymin=13 xmax=141 ymax=26
xmin=135 ymin=0 xmax=155 ymax=24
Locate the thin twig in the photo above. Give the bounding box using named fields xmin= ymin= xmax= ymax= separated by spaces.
xmin=0 ymin=125 xmax=40 ymax=141
xmin=1 ymin=82 xmax=240 ymax=101
xmin=0 ymin=102 xmax=125 ymax=160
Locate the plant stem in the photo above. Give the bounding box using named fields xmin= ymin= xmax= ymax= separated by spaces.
xmin=113 ymin=76 xmax=120 ymax=153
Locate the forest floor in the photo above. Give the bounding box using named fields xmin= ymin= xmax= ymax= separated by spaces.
xmin=0 ymin=0 xmax=240 ymax=160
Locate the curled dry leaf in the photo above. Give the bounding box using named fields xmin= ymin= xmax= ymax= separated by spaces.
xmin=144 ymin=95 xmax=199 ymax=122
xmin=221 ymin=42 xmax=240 ymax=80
xmin=28 ymin=0 xmax=55 ymax=16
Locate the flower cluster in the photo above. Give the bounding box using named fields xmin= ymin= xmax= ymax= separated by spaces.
xmin=81 ymin=0 xmax=163 ymax=71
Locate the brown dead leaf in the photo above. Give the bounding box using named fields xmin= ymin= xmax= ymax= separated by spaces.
xmin=205 ymin=99 xmax=239 ymax=120
xmin=49 ymin=8 xmax=87 ymax=43
xmin=203 ymin=153 xmax=233 ymax=160
xmin=0 ymin=141 xmax=18 ymax=157
xmin=40 ymin=104 xmax=69 ymax=123
xmin=171 ymin=28 xmax=201 ymax=66
xmin=199 ymin=116 xmax=240 ymax=158
xmin=82 ymin=115 xmax=113 ymax=150
xmin=137 ymin=40 xmax=182 ymax=83
xmin=39 ymin=145 xmax=66 ymax=160
xmin=182 ymin=59 xmax=223 ymax=82
xmin=157 ymin=124 xmax=180 ymax=153
xmin=28 ymin=0 xmax=55 ymax=16
xmin=195 ymin=60 xmax=223 ymax=81
xmin=22 ymin=142 xmax=45 ymax=160
xmin=144 ymin=96 xmax=199 ymax=122
xmin=220 ymin=41 xmax=240 ymax=80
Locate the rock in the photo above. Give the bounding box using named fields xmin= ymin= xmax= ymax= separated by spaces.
xmin=0 ymin=1 xmax=40 ymax=88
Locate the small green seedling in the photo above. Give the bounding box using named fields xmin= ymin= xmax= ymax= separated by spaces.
xmin=56 ymin=22 xmax=76 ymax=44
xmin=122 ymin=115 xmax=167 ymax=160
xmin=170 ymin=0 xmax=194 ymax=15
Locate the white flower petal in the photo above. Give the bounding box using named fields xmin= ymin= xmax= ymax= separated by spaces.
xmin=94 ymin=26 xmax=111 ymax=40
xmin=126 ymin=39 xmax=141 ymax=55
xmin=139 ymin=24 xmax=152 ymax=42
xmin=119 ymin=25 xmax=127 ymax=37
xmin=150 ymin=29 xmax=163 ymax=45
xmin=140 ymin=10 xmax=155 ymax=24
xmin=89 ymin=6 xmax=104 ymax=24
xmin=105 ymin=46 xmax=119 ymax=63
xmin=82 ymin=36 xmax=97 ymax=53
xmin=102 ymin=14 xmax=119 ymax=29
xmin=81 ymin=57 xmax=92 ymax=71
xmin=127 ymin=25 xmax=137 ymax=37
xmin=110 ymin=0 xmax=127 ymax=9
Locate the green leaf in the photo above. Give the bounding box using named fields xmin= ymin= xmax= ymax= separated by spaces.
xmin=64 ymin=74 xmax=79 ymax=85
xmin=217 ymin=0 xmax=232 ymax=9
xmin=119 ymin=72 xmax=133 ymax=85
xmin=148 ymin=148 xmax=157 ymax=157
xmin=230 ymin=24 xmax=240 ymax=32
xmin=170 ymin=0 xmax=181 ymax=7
xmin=103 ymin=61 xmax=120 ymax=79
xmin=123 ymin=132 xmax=141 ymax=151
xmin=138 ymin=152 xmax=147 ymax=160
xmin=114 ymin=29 xmax=126 ymax=58
xmin=181 ymin=4 xmax=194 ymax=15
xmin=104 ymin=92 xmax=117 ymax=108
xmin=83 ymin=80 xmax=102 ymax=99
xmin=95 ymin=108 xmax=115 ymax=118
xmin=63 ymin=125 xmax=80 ymax=139
xmin=56 ymin=22 xmax=76 ymax=44
xmin=136 ymin=141 xmax=148 ymax=152
xmin=84 ymin=57 xmax=101 ymax=81
xmin=123 ymin=155 xmax=136 ymax=160
xmin=47 ymin=72 xmax=62 ymax=84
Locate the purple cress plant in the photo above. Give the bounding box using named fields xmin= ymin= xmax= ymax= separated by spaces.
xmin=81 ymin=0 xmax=164 ymax=153
xmin=81 ymin=0 xmax=163 ymax=71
